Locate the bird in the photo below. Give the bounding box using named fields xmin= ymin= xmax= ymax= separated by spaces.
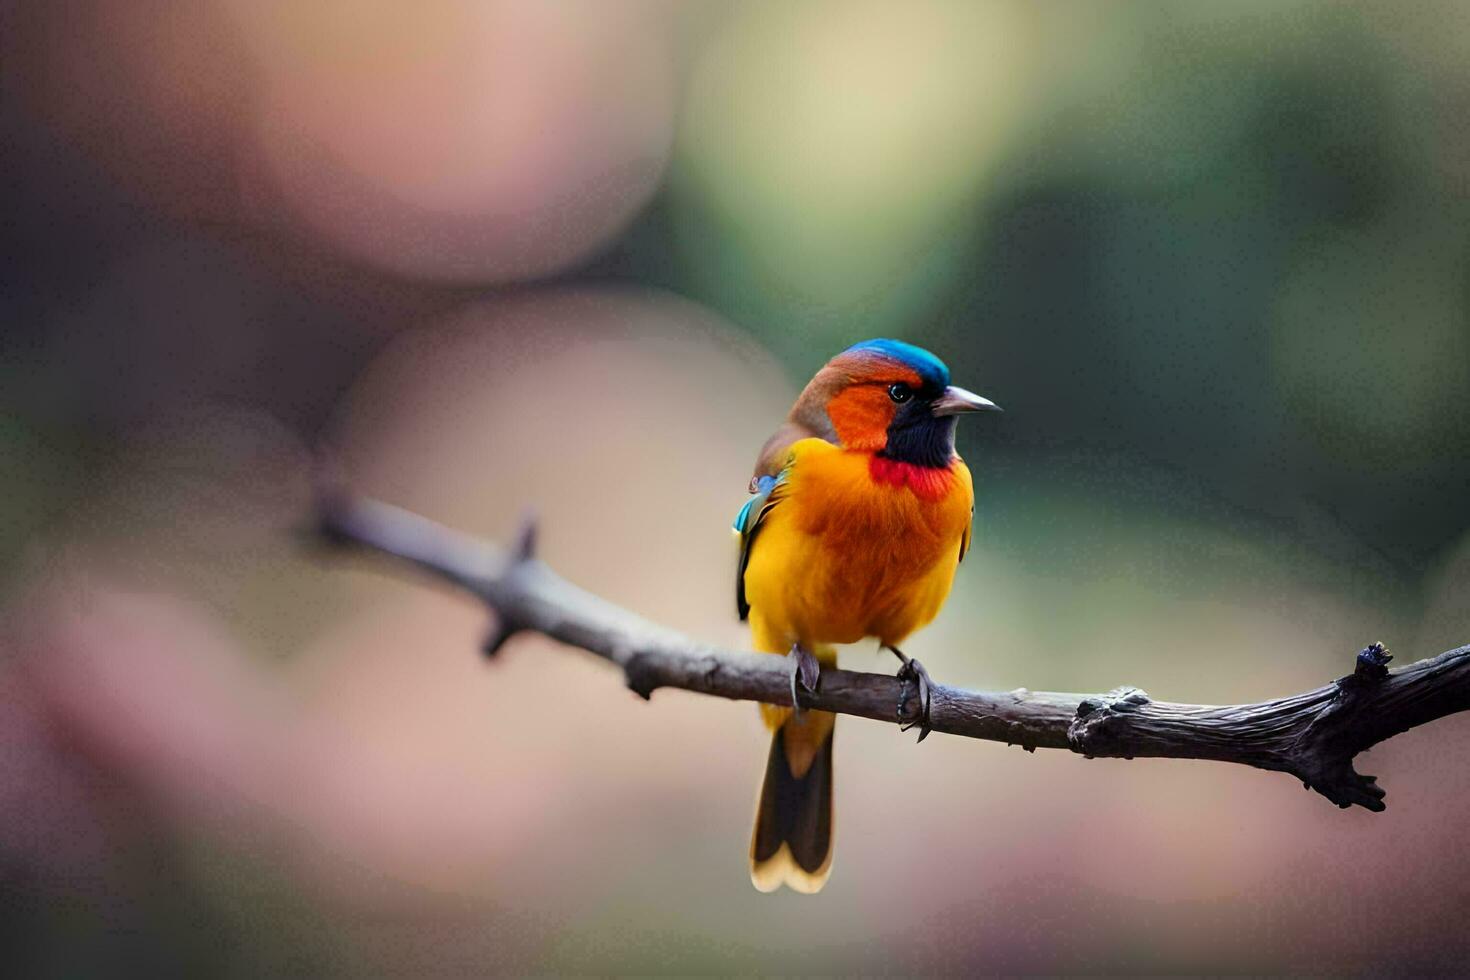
xmin=734 ymin=338 xmax=999 ymax=893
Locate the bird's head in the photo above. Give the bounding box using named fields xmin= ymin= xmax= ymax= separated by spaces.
xmin=793 ymin=339 xmax=999 ymax=467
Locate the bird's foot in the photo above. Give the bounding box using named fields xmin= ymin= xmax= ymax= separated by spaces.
xmin=787 ymin=643 xmax=821 ymax=714
xmin=885 ymin=645 xmax=934 ymax=742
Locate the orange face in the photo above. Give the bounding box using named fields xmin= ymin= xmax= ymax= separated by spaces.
xmin=824 ymin=359 xmax=925 ymax=453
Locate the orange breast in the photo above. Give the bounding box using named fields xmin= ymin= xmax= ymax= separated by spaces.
xmin=742 ymin=439 xmax=973 ymax=650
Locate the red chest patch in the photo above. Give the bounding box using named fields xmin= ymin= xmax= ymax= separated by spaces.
xmin=868 ymin=455 xmax=954 ymax=502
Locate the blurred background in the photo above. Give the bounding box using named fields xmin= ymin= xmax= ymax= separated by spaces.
xmin=3 ymin=0 xmax=1469 ymax=974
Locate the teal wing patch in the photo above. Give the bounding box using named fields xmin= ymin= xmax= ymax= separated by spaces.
xmin=735 ymin=472 xmax=784 ymax=621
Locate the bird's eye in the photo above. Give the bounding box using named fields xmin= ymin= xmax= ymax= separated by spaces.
xmin=888 ymin=383 xmax=913 ymax=404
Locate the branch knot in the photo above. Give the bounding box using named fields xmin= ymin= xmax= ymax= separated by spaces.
xmin=1286 ymin=641 xmax=1400 ymax=812
xmin=1352 ymin=641 xmax=1393 ymax=682
xmin=1067 ymin=686 xmax=1151 ymax=758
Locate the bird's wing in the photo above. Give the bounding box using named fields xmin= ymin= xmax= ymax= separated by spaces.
xmin=737 ymin=414 xmax=826 ymax=619
xmin=734 ymin=470 xmax=785 ymax=621
xmin=749 ymin=419 xmax=821 ymax=490
xmin=735 ymin=438 xmax=838 ymax=620
xmin=955 ymin=457 xmax=975 ymax=564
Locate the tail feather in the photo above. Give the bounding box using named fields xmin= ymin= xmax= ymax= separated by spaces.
xmin=750 ymin=719 xmax=834 ymax=894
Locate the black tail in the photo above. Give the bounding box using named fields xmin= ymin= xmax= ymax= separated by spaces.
xmin=749 ymin=720 xmax=834 ymax=893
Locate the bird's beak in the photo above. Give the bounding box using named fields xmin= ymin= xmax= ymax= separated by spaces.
xmin=932 ymin=385 xmax=1001 ymax=416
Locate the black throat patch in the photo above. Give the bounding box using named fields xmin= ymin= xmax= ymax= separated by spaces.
xmin=878 ymin=403 xmax=956 ymax=468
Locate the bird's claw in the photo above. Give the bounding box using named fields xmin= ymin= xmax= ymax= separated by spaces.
xmin=891 ymin=650 xmax=934 ymax=742
xmin=787 ymin=643 xmax=821 ymax=714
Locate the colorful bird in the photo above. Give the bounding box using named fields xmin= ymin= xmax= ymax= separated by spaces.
xmin=734 ymin=338 xmax=998 ymax=893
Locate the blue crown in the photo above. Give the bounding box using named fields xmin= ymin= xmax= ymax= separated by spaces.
xmin=843 ymin=338 xmax=950 ymax=390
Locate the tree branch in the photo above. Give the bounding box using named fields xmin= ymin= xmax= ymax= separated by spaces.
xmin=315 ymin=490 xmax=1470 ymax=813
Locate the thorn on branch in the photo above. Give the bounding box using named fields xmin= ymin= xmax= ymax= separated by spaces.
xmin=1299 ymin=764 xmax=1387 ymax=812
xmin=482 ymin=615 xmax=521 ymax=658
xmin=512 ymin=510 xmax=538 ymax=563
xmin=1354 ymin=641 xmax=1393 ymax=682
xmin=623 ymin=650 xmax=659 ymax=701
xmin=482 ymin=513 xmax=540 ymax=657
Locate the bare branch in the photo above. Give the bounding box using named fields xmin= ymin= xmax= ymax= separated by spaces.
xmin=315 ymin=490 xmax=1470 ymax=813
